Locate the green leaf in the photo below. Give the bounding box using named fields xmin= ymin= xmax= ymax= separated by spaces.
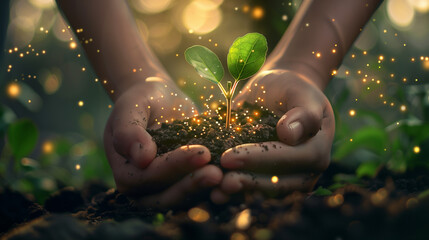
xmin=7 ymin=119 xmax=39 ymax=159
xmin=356 ymin=161 xmax=379 ymax=178
xmin=333 ymin=126 xmax=388 ymax=161
xmin=418 ymin=189 xmax=429 ymax=200
xmin=227 ymin=32 xmax=268 ymax=80
xmin=185 ymin=45 xmax=224 ymax=84
xmin=312 ymin=186 xmax=333 ymax=196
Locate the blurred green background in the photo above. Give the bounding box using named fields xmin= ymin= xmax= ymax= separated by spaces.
xmin=0 ymin=0 xmax=428 ymax=203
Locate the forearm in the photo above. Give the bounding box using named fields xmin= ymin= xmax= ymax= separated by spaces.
xmin=265 ymin=0 xmax=382 ymax=90
xmin=56 ymin=0 xmax=169 ymax=101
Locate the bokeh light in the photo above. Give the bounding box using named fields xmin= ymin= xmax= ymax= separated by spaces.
xmin=130 ymin=0 xmax=172 ymax=14
xmin=188 ymin=207 xmax=210 ymax=222
xmin=182 ymin=0 xmax=223 ymax=34
xmin=29 ymin=0 xmax=55 ymax=9
xmin=408 ymin=0 xmax=429 ymax=12
xmin=7 ymin=82 xmax=21 ymax=98
xmin=387 ymin=0 xmax=415 ymax=28
xmin=235 ymin=209 xmax=251 ymax=230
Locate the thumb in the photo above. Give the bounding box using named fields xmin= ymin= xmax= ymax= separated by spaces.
xmin=111 ymin=108 xmax=157 ymax=169
xmin=276 ymin=106 xmax=323 ymax=146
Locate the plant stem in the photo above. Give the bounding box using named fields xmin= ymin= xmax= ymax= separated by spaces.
xmin=226 ymin=96 xmax=232 ymax=128
xmin=226 ymin=81 xmax=232 ymax=129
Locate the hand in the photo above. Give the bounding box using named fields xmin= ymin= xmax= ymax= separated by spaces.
xmin=210 ymin=69 xmax=335 ymax=203
xmin=104 ymin=77 xmax=222 ymax=208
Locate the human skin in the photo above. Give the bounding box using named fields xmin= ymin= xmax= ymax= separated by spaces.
xmin=56 ymin=0 xmax=223 ymax=208
xmin=56 ymin=0 xmax=382 ymax=207
xmin=211 ymin=0 xmax=382 ymax=203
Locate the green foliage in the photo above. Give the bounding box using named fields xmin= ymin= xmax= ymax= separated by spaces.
xmin=7 ymin=119 xmax=39 ymax=159
xmin=185 ymin=45 xmax=224 ymax=84
xmin=333 ymin=126 xmax=388 ymax=161
xmin=356 ymin=161 xmax=379 ymax=178
xmin=185 ymin=33 xmax=267 ymax=128
xmin=227 ymin=33 xmax=268 ymax=80
xmin=152 ymin=213 xmax=165 ymax=226
xmin=312 ymin=186 xmax=333 ymax=196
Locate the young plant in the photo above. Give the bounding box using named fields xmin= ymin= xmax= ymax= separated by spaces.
xmin=185 ymin=33 xmax=268 ymax=128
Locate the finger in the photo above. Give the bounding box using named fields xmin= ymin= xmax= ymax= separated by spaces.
xmin=136 ymin=165 xmax=222 ymax=209
xmin=105 ymin=129 xmax=212 ymax=195
xmin=110 ymin=104 xmax=156 ymax=169
xmin=144 ymin=145 xmax=211 ymax=183
xmin=276 ymin=105 xmax=323 ymax=146
xmin=215 ymin=171 xmax=318 ymax=202
xmin=210 ymin=188 xmax=230 ymax=204
xmin=221 ymin=112 xmax=334 ymax=174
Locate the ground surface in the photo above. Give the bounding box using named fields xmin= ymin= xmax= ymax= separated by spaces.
xmin=1 ymin=105 xmax=429 ymax=240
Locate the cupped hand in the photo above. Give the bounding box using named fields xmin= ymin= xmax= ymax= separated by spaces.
xmin=104 ymin=77 xmax=222 ymax=208
xmin=211 ymin=69 xmax=335 ymax=204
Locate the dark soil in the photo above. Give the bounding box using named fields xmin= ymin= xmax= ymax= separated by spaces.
xmin=148 ymin=103 xmax=279 ymax=166
xmin=2 ymin=104 xmax=429 ymax=240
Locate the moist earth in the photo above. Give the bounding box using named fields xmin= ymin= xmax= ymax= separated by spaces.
xmin=2 ymin=104 xmax=429 ymax=240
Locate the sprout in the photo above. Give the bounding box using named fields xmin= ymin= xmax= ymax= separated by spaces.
xmin=185 ymin=33 xmax=268 ymax=128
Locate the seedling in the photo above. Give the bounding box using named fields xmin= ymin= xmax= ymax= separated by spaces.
xmin=185 ymin=33 xmax=268 ymax=128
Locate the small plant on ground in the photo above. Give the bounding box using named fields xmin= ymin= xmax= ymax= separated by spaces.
xmin=185 ymin=32 xmax=268 ymax=128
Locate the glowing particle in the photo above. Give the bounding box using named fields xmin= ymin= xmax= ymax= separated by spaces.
xmin=363 ymin=51 xmax=367 ymax=55
xmin=331 ymin=70 xmax=337 ymax=75
xmin=271 ymin=176 xmax=279 ymax=184
xmin=175 ymin=53 xmax=179 ymax=57
xmin=7 ymin=83 xmax=20 ymax=98
xmin=235 ymin=209 xmax=251 ymax=230
xmin=282 ymin=15 xmax=288 ymax=21
xmin=252 ymin=6 xmax=264 ymax=19
xmin=19 ymin=53 xmax=24 ymax=58
xmin=350 ymin=138 xmax=353 ymax=142
xmin=371 ymin=188 xmax=387 ymax=205
xmin=75 ymin=164 xmax=81 ymax=170
xmin=400 ymin=105 xmax=407 ymax=112
xmin=316 ymin=52 xmax=321 ymax=58
xmin=188 ymin=207 xmax=210 ymax=222
xmin=82 ymin=67 xmax=86 ymax=72
xmin=78 ymin=101 xmax=84 ymax=107
xmin=414 ymin=146 xmax=420 ymax=154
xmin=243 ymin=5 xmax=250 ymax=13
xmin=231 ymin=232 xmax=247 ymax=240
xmin=379 ymin=55 xmax=384 ymax=61
xmin=332 ymin=49 xmax=336 ymax=53
xmin=28 ymin=99 xmax=32 ymax=103
xmin=305 ymin=22 xmax=310 ymax=27
xmin=351 ymin=54 xmax=356 ymax=58
xmin=327 ymin=194 xmax=344 ymax=207
xmin=349 ymin=109 xmax=356 ymax=117
xmin=42 ymin=141 xmax=54 ymax=154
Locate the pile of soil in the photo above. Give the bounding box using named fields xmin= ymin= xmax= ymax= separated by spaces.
xmin=2 ymin=104 xmax=429 ymax=240
xmin=148 ymin=103 xmax=279 ymax=166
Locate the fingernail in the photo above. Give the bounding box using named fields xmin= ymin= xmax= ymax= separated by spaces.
xmin=130 ymin=142 xmax=142 ymax=162
xmin=288 ymin=121 xmax=303 ymax=142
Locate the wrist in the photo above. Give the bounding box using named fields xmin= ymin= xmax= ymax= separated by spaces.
xmin=106 ymin=72 xmax=173 ymax=102
xmin=263 ymin=60 xmax=329 ymax=90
